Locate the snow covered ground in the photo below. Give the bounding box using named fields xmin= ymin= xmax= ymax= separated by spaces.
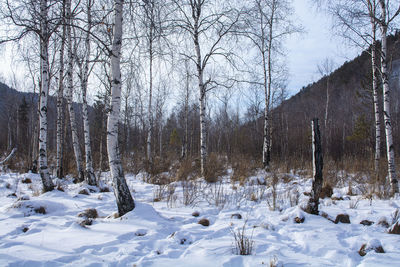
xmin=0 ymin=170 xmax=399 ymax=266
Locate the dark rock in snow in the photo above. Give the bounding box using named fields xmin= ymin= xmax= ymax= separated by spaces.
xmin=360 ymin=220 xmax=374 ymax=226
xmin=231 ymin=213 xmax=242 ymax=219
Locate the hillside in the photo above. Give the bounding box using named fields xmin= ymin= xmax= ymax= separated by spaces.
xmin=271 ymin=34 xmax=400 ymax=163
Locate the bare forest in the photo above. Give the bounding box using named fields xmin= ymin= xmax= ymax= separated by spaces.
xmin=1 ymin=0 xmax=400 ymax=266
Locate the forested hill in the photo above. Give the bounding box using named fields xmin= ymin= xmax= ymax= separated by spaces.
xmin=271 ymin=33 xmax=400 ymax=162
xmin=0 ymin=81 xmax=91 ymax=161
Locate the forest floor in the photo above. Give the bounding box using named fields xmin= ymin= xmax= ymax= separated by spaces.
xmin=0 ymin=169 xmax=399 ymax=266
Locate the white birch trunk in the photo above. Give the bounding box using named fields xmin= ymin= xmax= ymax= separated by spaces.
xmin=107 ymin=0 xmax=135 ymax=216
xmin=262 ymin=6 xmax=273 ymax=171
xmin=371 ymin=22 xmax=381 ymax=176
xmin=194 ymin=33 xmax=206 ymax=176
xmin=66 ymin=0 xmax=84 ymax=182
xmin=80 ymin=0 xmax=96 ymax=186
xmin=56 ymin=0 xmax=66 ymax=179
xmin=146 ymin=40 xmax=153 ymax=163
xmin=38 ymin=0 xmax=54 ymax=192
xmin=378 ymin=8 xmax=398 ymax=194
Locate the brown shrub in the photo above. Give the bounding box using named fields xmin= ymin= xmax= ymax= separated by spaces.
xmin=198 ymin=218 xmax=210 ymax=226
xmin=34 ymin=206 xmax=46 ymax=214
xmin=320 ymin=184 xmax=333 ymax=199
xmin=78 ymin=208 xmax=98 ymax=219
xmin=21 ymin=178 xmax=32 ymax=184
xmin=79 ymin=218 xmax=93 ymax=227
xmin=78 ymin=188 xmax=90 ymax=195
xmin=192 ymin=211 xmax=200 ymax=217
xmin=358 ymin=241 xmax=384 ymax=256
xmin=231 ymin=156 xmax=256 ymax=185
xmin=204 ymin=153 xmax=226 ymax=183
xmin=334 ymin=214 xmax=350 ymax=224
xmin=176 ymin=158 xmax=198 ymax=181
xmin=360 ymin=220 xmax=374 ymax=226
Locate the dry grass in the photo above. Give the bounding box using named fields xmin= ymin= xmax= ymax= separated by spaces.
xmin=231 ymin=221 xmax=254 ymax=256
xmin=204 ymin=153 xmax=226 ymax=183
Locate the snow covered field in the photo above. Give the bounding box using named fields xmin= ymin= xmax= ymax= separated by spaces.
xmin=0 ymin=170 xmax=399 ymax=266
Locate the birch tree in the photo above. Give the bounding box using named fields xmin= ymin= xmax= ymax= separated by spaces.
xmin=76 ymin=0 xmax=97 ymax=186
xmin=107 ymin=0 xmax=135 ymax=216
xmin=325 ymin=0 xmax=382 ymax=176
xmin=376 ymin=0 xmax=400 ymax=195
xmin=243 ymin=0 xmax=300 ymax=170
xmin=65 ymin=0 xmax=84 ymax=182
xmin=172 ymin=0 xmax=240 ymax=176
xmin=56 ymin=0 xmax=66 ymax=179
xmin=0 ymin=0 xmax=57 ymax=191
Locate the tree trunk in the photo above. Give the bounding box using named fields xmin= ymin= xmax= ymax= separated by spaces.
xmin=262 ymin=4 xmax=274 ymax=171
xmin=146 ymin=5 xmax=154 ymax=163
xmin=107 ymin=0 xmax=135 ymax=216
xmin=371 ymin=23 xmax=381 ymax=177
xmin=38 ymin=0 xmax=54 ymax=192
xmin=56 ymin=0 xmax=66 ymax=179
xmin=194 ymin=22 xmax=207 ymax=176
xmin=308 ymin=118 xmax=323 ymax=215
xmin=80 ymin=0 xmax=96 ymax=186
xmin=66 ymin=0 xmax=84 ymax=182
xmin=379 ymin=12 xmax=398 ymax=195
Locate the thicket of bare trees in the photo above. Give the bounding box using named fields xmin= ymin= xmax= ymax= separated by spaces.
xmin=1 ymin=0 xmax=400 ymax=213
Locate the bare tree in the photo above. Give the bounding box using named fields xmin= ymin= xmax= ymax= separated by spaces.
xmin=65 ymin=0 xmax=84 ymax=182
xmin=317 ymin=58 xmax=335 ymax=154
xmin=107 ymin=0 xmax=135 ymax=216
xmin=242 ymin=0 xmax=300 ymax=170
xmin=172 ymin=0 xmax=240 ymax=176
xmin=56 ymin=0 xmax=66 ymax=179
xmin=0 ymin=0 xmax=58 ymax=191
xmin=76 ymin=0 xmax=97 ymax=185
xmin=377 ymin=0 xmax=400 ymax=195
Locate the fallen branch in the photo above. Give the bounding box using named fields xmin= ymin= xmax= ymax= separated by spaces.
xmin=0 ymin=148 xmax=17 ymax=165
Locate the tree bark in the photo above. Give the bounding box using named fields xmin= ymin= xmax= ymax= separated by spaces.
xmin=308 ymin=118 xmax=323 ymax=215
xmin=378 ymin=2 xmax=398 ymax=195
xmin=38 ymin=0 xmax=54 ymax=192
xmin=56 ymin=0 xmax=66 ymax=179
xmin=107 ymin=0 xmax=135 ymax=216
xmin=193 ymin=13 xmax=207 ymax=176
xmin=66 ymin=0 xmax=84 ymax=182
xmin=371 ymin=22 xmax=381 ymax=177
xmin=80 ymin=0 xmax=96 ymax=186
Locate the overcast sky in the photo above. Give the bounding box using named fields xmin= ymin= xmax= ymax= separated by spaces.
xmin=0 ymin=0 xmax=362 ymax=97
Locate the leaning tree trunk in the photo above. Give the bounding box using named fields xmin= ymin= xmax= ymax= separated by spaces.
xmin=38 ymin=0 xmax=54 ymax=192
xmin=56 ymin=0 xmax=66 ymax=179
xmin=379 ymin=20 xmax=398 ymax=195
xmin=308 ymin=118 xmax=323 ymax=215
xmin=80 ymin=0 xmax=96 ymax=186
xmin=66 ymin=0 xmax=84 ymax=182
xmin=107 ymin=0 xmax=135 ymax=216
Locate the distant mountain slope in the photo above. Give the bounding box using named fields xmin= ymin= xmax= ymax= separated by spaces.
xmin=271 ymin=33 xmax=400 ymax=161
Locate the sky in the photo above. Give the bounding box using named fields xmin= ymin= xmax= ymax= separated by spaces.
xmin=285 ymin=0 xmax=360 ymax=95
xmin=0 ymin=0 xmax=362 ymax=97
